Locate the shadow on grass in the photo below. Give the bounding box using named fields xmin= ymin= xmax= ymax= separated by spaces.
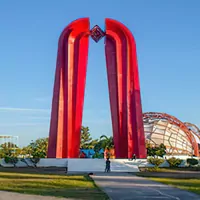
xmin=0 ymin=167 xmax=66 ymax=175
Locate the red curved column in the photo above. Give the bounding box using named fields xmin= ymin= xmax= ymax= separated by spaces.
xmin=105 ymin=18 xmax=146 ymax=158
xmin=47 ymin=18 xmax=90 ymax=158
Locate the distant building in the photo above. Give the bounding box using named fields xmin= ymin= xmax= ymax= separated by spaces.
xmin=0 ymin=135 xmax=19 ymax=151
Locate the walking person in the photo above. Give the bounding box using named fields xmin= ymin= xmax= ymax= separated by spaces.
xmin=132 ymin=153 xmax=136 ymax=161
xmin=105 ymin=158 xmax=111 ymax=172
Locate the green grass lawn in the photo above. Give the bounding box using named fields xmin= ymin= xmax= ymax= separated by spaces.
xmin=139 ymin=167 xmax=200 ymax=172
xmin=149 ymin=177 xmax=200 ymax=195
xmin=0 ymin=172 xmax=108 ymax=199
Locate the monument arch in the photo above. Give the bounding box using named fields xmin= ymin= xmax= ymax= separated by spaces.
xmin=47 ymin=18 xmax=146 ymax=159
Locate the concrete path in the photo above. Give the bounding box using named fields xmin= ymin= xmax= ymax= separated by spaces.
xmin=0 ymin=191 xmax=73 ymax=200
xmin=91 ymin=173 xmax=200 ymax=200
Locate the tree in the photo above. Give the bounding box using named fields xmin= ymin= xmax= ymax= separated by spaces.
xmin=23 ymin=138 xmax=48 ymax=158
xmin=0 ymin=142 xmax=20 ymax=158
xmin=155 ymin=143 xmax=166 ymax=157
xmin=0 ymin=145 xmax=11 ymax=158
xmin=146 ymin=143 xmax=154 ymax=157
xmin=94 ymin=135 xmax=114 ymax=152
xmin=0 ymin=142 xmax=20 ymax=167
xmin=80 ymin=126 xmax=98 ymax=149
xmin=100 ymin=135 xmax=114 ymax=150
xmin=20 ymin=138 xmax=48 ymax=167
xmin=0 ymin=142 xmax=17 ymax=149
xmin=4 ymin=156 xmax=18 ymax=167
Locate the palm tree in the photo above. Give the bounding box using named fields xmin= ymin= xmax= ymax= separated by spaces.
xmin=99 ymin=135 xmax=114 ymax=150
xmin=94 ymin=135 xmax=114 ymax=152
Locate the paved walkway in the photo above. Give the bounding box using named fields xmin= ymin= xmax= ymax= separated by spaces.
xmin=91 ymin=173 xmax=200 ymax=200
xmin=0 ymin=191 xmax=73 ymax=200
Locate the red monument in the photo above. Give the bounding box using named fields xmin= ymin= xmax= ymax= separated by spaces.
xmin=47 ymin=18 xmax=146 ymax=159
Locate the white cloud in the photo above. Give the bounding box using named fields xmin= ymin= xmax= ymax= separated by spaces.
xmin=83 ymin=119 xmax=110 ymax=124
xmin=27 ymin=116 xmax=50 ymax=120
xmin=0 ymin=107 xmax=50 ymax=113
xmin=34 ymin=97 xmax=51 ymax=102
xmin=0 ymin=123 xmax=48 ymax=127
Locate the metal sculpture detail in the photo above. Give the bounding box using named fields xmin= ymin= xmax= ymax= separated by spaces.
xmin=143 ymin=112 xmax=199 ymax=156
xmin=47 ymin=18 xmax=146 ymax=159
xmin=90 ymin=25 xmax=105 ymax=42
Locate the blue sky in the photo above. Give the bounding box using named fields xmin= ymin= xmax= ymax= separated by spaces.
xmin=0 ymin=1 xmax=200 ymax=147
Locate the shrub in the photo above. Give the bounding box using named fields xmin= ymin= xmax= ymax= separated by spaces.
xmin=139 ymin=166 xmax=162 ymax=172
xmin=187 ymin=158 xmax=199 ymax=166
xmin=167 ymin=157 xmax=182 ymax=167
xmin=146 ymin=143 xmax=166 ymax=157
xmin=145 ymin=166 xmax=160 ymax=172
xmin=4 ymin=156 xmax=10 ymax=164
xmin=148 ymin=157 xmax=165 ymax=166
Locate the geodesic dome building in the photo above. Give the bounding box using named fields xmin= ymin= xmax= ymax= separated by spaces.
xmin=143 ymin=112 xmax=199 ymax=157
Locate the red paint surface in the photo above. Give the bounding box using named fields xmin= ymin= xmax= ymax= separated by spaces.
xmin=48 ymin=18 xmax=90 ymax=158
xmin=105 ymin=19 xmax=146 ymax=158
xmin=48 ymin=18 xmax=146 ymax=158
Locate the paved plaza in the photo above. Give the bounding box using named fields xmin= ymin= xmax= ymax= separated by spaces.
xmin=91 ymin=173 xmax=200 ymax=200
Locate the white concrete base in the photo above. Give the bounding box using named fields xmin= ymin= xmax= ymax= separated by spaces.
xmin=1 ymin=157 xmax=198 ymax=169
xmin=1 ymin=159 xmax=15 ymax=167
xmin=68 ymin=159 xmax=141 ymax=172
xmin=0 ymin=158 xmax=68 ymax=168
xmin=159 ymin=160 xmax=170 ymax=168
xmin=37 ymin=158 xmax=68 ymax=167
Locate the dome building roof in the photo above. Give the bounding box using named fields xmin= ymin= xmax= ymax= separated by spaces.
xmin=143 ymin=112 xmax=199 ymax=156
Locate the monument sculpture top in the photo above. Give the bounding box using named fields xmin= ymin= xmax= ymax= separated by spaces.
xmin=90 ymin=25 xmax=105 ymax=42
